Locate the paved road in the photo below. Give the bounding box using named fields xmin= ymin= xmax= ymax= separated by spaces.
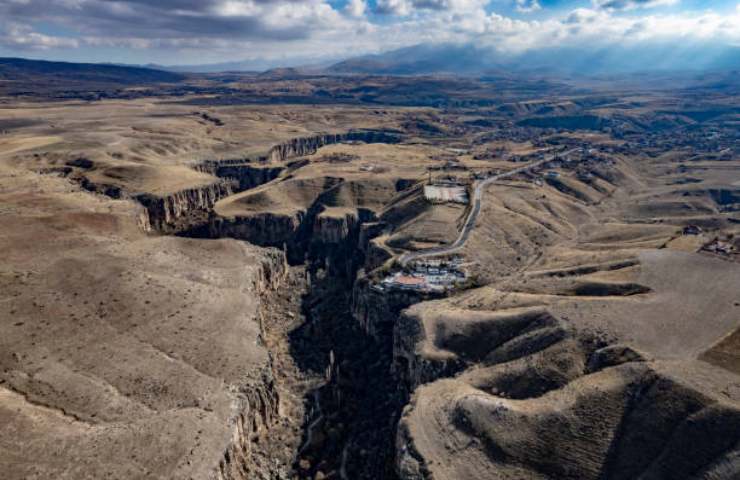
xmin=399 ymin=149 xmax=578 ymax=265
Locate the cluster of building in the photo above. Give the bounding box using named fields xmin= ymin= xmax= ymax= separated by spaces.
xmin=375 ymin=259 xmax=467 ymax=293
xmin=620 ymin=126 xmax=739 ymax=158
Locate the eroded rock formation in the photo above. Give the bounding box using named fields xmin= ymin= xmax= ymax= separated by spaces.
xmin=136 ymin=181 xmax=234 ymax=232
xmin=0 ymin=163 xmax=293 ymax=480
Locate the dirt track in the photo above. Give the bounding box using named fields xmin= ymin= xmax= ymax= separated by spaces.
xmin=400 ymin=149 xmax=579 ymax=265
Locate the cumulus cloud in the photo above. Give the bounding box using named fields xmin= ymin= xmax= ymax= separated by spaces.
xmin=565 ymin=8 xmax=603 ymax=24
xmin=516 ymin=0 xmax=542 ymax=14
xmin=375 ymin=0 xmax=486 ymax=15
xmin=0 ymin=0 xmax=346 ymax=42
xmin=0 ymin=23 xmax=79 ymax=50
xmin=592 ymin=0 xmax=679 ymax=11
xmin=375 ymin=0 xmax=413 ymax=15
xmin=344 ymin=0 xmax=367 ymax=17
xmin=0 ymin=0 xmax=738 ymax=65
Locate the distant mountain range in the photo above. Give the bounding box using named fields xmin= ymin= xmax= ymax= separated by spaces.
xmin=147 ymin=57 xmax=337 ymax=74
xmin=2 ymin=42 xmax=739 ymax=92
xmin=326 ymin=42 xmax=740 ymax=77
xmin=0 ymin=57 xmax=184 ymax=84
xmin=162 ymin=41 xmax=739 ymax=78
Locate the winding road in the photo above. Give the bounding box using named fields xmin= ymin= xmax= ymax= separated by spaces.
xmin=399 ymin=149 xmax=578 ymax=265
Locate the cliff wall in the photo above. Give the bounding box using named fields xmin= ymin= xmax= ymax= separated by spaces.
xmin=215 ymin=248 xmax=289 ymax=480
xmin=136 ymin=181 xmax=234 ymax=232
xmin=266 ymin=130 xmax=401 ymax=162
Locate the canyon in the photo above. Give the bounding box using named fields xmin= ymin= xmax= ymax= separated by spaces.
xmin=1 ymin=76 xmax=739 ymax=480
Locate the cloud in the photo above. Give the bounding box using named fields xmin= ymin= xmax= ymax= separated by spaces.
xmin=374 ymin=0 xmax=486 ymax=15
xmin=0 ymin=0 xmax=346 ymax=42
xmin=375 ymin=0 xmax=413 ymax=15
xmin=0 ymin=0 xmax=738 ymax=66
xmin=592 ymin=0 xmax=679 ymax=11
xmin=345 ymin=0 xmax=366 ymax=17
xmin=565 ymin=8 xmax=602 ymax=24
xmin=516 ymin=0 xmax=542 ymax=14
xmin=0 ymin=23 xmax=79 ymax=50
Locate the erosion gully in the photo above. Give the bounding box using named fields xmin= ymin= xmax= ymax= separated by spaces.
xmin=291 ymin=248 xmax=402 ymax=480
xmin=177 ymin=195 xmax=408 ymax=479
xmin=74 ymin=130 xmax=417 ymax=479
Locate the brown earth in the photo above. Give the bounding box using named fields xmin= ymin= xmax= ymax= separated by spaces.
xmin=1 ymin=78 xmax=739 ymax=480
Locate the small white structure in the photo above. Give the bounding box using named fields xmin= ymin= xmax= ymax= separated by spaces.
xmin=378 ymin=262 xmax=467 ymax=293
xmin=424 ymin=184 xmax=469 ymax=204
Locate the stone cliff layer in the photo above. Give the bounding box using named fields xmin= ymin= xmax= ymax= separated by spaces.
xmin=266 ymin=130 xmax=401 ymax=162
xmin=136 ymin=180 xmax=234 ymax=232
xmin=0 ymin=163 xmax=293 ymax=480
xmin=72 ymin=129 xmax=401 ymax=236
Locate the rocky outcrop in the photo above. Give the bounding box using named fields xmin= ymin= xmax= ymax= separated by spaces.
xmin=359 ymin=222 xmax=393 ymax=271
xmin=215 ymin=248 xmax=288 ymax=480
xmin=266 ymin=130 xmax=401 ymax=163
xmin=222 ymin=165 xmax=282 ymax=191
xmin=392 ymin=309 xmax=465 ymax=392
xmin=196 ymin=161 xmax=284 ymax=191
xmin=209 ymin=212 xmax=305 ymax=251
xmin=136 ymin=180 xmax=234 ymax=232
xmin=351 ymin=279 xmax=435 ymax=340
xmin=253 ymin=248 xmax=291 ymax=292
xmin=210 ymin=205 xmax=377 ymax=268
xmin=75 ymin=130 xmax=400 ymax=236
xmin=312 ymin=211 xmax=360 ymax=244
xmin=364 ymin=241 xmax=394 ymax=272
xmin=216 ymin=372 xmax=280 ymax=480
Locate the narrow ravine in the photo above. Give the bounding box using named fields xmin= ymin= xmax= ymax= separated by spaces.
xmin=69 ymin=131 xmax=419 ymax=479
xmin=289 ymin=261 xmax=403 ymax=479
xmin=235 ymin=233 xmax=408 ymax=479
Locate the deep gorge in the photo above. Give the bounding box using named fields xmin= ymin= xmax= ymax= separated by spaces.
xmin=111 ymin=130 xmax=416 ymax=479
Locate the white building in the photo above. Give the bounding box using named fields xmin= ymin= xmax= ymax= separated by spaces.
xmin=424 ymin=184 xmax=469 ymax=204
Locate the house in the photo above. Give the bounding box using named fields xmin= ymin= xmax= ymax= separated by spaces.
xmin=394 ymin=275 xmax=426 ymax=290
xmin=424 ymin=184 xmax=469 ymax=204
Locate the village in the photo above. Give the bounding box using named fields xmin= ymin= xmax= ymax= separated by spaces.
xmin=373 ymin=258 xmax=468 ymax=293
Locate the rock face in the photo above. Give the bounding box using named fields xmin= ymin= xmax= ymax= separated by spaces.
xmin=313 ymin=211 xmax=360 ymax=244
xmin=266 ymin=130 xmax=401 ymax=162
xmin=195 ymin=160 xmax=284 ymax=192
xmin=74 ymin=130 xmax=401 ymax=235
xmin=352 ymin=279 xmax=436 ymax=340
xmin=210 ymin=209 xmax=374 ymax=275
xmin=0 ymin=164 xmax=292 ymax=480
xmin=136 ymin=180 xmax=234 ymax=232
xmin=220 ymin=250 xmax=291 ymax=480
xmin=216 ymin=372 xmax=280 ymax=480
xmin=218 ymin=165 xmax=283 ymax=191
xmin=210 ymin=212 xmax=305 ymax=250
xmin=141 ymin=130 xmax=399 ymax=233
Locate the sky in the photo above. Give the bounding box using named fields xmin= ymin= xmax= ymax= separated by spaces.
xmin=0 ymin=0 xmax=738 ymax=67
